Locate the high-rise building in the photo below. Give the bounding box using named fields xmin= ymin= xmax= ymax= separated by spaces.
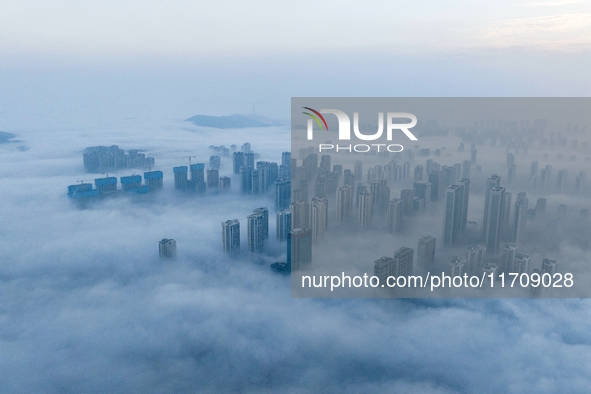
xmin=220 ymin=176 xmax=231 ymax=190
xmin=542 ymin=258 xmax=557 ymax=274
xmin=462 ymin=160 xmax=471 ymax=179
xmin=336 ymin=185 xmax=353 ymax=223
xmin=466 ymin=245 xmax=486 ymax=274
xmin=253 ymin=207 xmax=269 ymax=240
xmin=414 ymin=165 xmax=424 ymax=182
xmin=501 ymin=243 xmax=517 ymax=274
xmin=450 ymin=256 xmax=467 ymax=276
xmin=275 ymin=178 xmax=291 ymax=211
xmin=358 ymin=191 xmax=373 ymax=228
xmin=240 ymin=166 xmax=253 ymax=193
xmin=291 ymin=201 xmax=310 ymax=230
xmin=173 ymin=165 xmax=189 ymax=192
xmin=233 ymin=152 xmax=245 ymax=174
xmin=458 ymin=179 xmax=470 ymax=233
xmin=207 ymin=169 xmax=220 ymax=189
xmin=190 ymin=163 xmax=205 ymax=192
xmin=530 ymin=161 xmax=538 ymax=179
xmin=247 ymin=211 xmax=267 ymax=253
xmin=310 ymin=197 xmax=328 ymax=244
xmin=513 ymin=253 xmax=530 ymax=274
xmin=120 ymin=175 xmax=142 ymax=191
xmin=417 ymin=235 xmax=436 ymax=268
xmin=506 ymin=153 xmax=515 ymax=167
xmin=400 ymin=189 xmax=414 ymax=215
xmin=507 ymin=165 xmax=516 ymax=185
xmin=209 ymin=155 xmax=221 ymax=169
xmin=288 ymin=228 xmax=312 ymax=271
xmin=144 ymin=171 xmax=163 ymax=191
xmin=374 ymin=256 xmax=396 ymax=284
xmin=428 ymin=170 xmax=446 ymax=202
xmin=354 ymin=161 xmax=363 ymax=184
xmin=482 ymin=174 xmax=501 ymax=239
xmin=343 ymin=169 xmax=356 ymax=187
xmin=276 ymin=210 xmax=291 ymax=241
xmin=370 ymin=180 xmax=390 ymax=212
xmin=159 ymin=238 xmax=177 ymax=259
xmin=442 ymin=184 xmax=463 ymax=247
xmin=442 ymin=180 xmax=469 ymax=247
xmin=413 ymin=181 xmax=431 ymax=211
xmin=483 ymin=186 xmax=506 ymax=255
xmin=393 ymin=247 xmax=414 ymax=276
xmin=222 ymin=219 xmax=240 ymax=254
xmin=387 ymin=198 xmax=404 ymax=233
xmin=94 ymin=176 xmax=118 ymax=197
xmin=512 ymin=192 xmax=528 ymax=244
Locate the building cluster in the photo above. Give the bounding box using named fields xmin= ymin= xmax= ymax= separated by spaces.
xmin=83 ymin=145 xmax=155 ymax=173
xmin=67 ymin=170 xmax=163 ymax=199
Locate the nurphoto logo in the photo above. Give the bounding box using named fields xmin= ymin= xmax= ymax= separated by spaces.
xmin=303 ymin=107 xmax=418 ymax=153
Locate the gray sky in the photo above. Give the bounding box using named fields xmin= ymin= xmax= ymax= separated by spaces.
xmin=1 ymin=0 xmax=591 ymax=58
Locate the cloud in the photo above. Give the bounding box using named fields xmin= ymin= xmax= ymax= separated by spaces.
xmin=477 ymin=13 xmax=591 ymax=51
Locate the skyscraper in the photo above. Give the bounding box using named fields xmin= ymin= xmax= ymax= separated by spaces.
xmin=417 ymin=235 xmax=436 ymax=268
xmin=222 ymin=219 xmax=240 ymax=254
xmin=207 ymin=169 xmax=220 ymax=189
xmin=253 ymin=207 xmax=269 ymax=240
xmin=233 ymin=152 xmax=245 ymax=174
xmin=462 ymin=160 xmax=471 ymax=179
xmin=387 ymin=198 xmax=403 ymax=233
xmin=466 ymin=245 xmax=486 ymax=274
xmin=442 ymin=184 xmax=463 ymax=247
xmin=400 ymin=189 xmax=414 ymax=215
xmin=336 ymin=185 xmax=353 ymax=223
xmin=291 ymin=201 xmax=310 ymax=230
xmin=310 ymin=197 xmax=328 ymax=244
xmin=276 ymin=210 xmax=291 ymax=241
xmin=484 ymin=187 xmax=506 ymax=255
xmin=428 ymin=170 xmax=446 ymax=202
xmin=144 ymin=171 xmax=164 ymax=191
xmin=159 ymin=239 xmax=177 ymax=259
xmin=413 ymin=181 xmax=431 ymax=210
xmin=393 ymin=247 xmax=414 ymax=276
xmin=275 ymin=178 xmax=291 ymax=211
xmin=240 ymin=166 xmax=253 ymax=193
xmin=247 ymin=211 xmax=267 ymax=253
xmin=288 ymin=228 xmax=312 ymax=271
xmin=173 ymin=166 xmax=189 ymax=191
xmin=358 ymin=191 xmax=373 ymax=228
xmin=513 ymin=253 xmax=530 ymax=274
xmin=512 ymin=192 xmax=528 ymax=244
xmin=501 ymin=243 xmax=517 ymax=274
xmin=482 ymin=174 xmax=501 ymax=239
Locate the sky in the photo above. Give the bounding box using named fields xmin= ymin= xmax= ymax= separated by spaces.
xmin=1 ymin=1 xmax=591 ymax=393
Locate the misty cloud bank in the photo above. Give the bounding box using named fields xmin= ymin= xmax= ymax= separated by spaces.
xmin=1 ymin=118 xmax=591 ymax=393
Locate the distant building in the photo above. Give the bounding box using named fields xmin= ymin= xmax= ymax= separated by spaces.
xmin=275 ymin=178 xmax=291 ymax=211
xmin=144 ymin=171 xmax=163 ymax=190
xmin=276 ymin=210 xmax=291 ymax=241
xmin=247 ymin=210 xmax=267 ymax=253
xmin=387 ymin=198 xmax=404 ymax=233
xmin=222 ymin=219 xmax=240 ymax=254
xmin=288 ymin=228 xmax=312 ymax=271
xmin=417 ymin=235 xmax=436 ymax=267
xmin=159 ymin=239 xmax=177 ymax=259
xmin=310 ymin=197 xmax=328 ymax=244
xmin=393 ymin=247 xmax=414 ymax=277
xmin=358 ymin=191 xmax=373 ymax=228
xmin=83 ymin=145 xmax=154 ymax=173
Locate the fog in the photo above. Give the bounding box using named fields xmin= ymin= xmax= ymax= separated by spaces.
xmin=1 ymin=94 xmax=591 ymax=391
